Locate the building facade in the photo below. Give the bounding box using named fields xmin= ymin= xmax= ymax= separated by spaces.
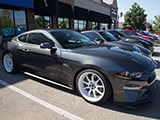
xmin=0 ymin=0 xmax=118 ymax=39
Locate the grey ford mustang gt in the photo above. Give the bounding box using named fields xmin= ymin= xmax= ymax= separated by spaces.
xmin=0 ymin=29 xmax=157 ymax=107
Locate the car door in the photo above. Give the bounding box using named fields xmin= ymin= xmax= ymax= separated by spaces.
xmin=21 ymin=32 xmax=63 ymax=82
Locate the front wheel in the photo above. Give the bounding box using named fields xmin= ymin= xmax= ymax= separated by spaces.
xmin=3 ymin=52 xmax=18 ymax=74
xmin=76 ymin=69 xmax=112 ymax=104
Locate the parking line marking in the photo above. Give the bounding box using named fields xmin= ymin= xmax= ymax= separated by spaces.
xmin=0 ymin=79 xmax=84 ymax=120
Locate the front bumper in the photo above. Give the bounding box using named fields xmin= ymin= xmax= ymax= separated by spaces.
xmin=111 ymin=65 xmax=156 ymax=108
xmin=114 ymin=83 xmax=155 ymax=108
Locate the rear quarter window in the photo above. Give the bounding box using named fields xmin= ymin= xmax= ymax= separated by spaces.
xmin=18 ymin=34 xmax=27 ymax=42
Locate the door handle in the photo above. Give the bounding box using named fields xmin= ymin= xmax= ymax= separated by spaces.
xmin=22 ymin=49 xmax=29 ymax=53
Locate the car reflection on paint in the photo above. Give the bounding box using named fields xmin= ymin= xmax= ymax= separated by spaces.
xmin=0 ymin=29 xmax=157 ymax=108
xmin=81 ymin=30 xmax=152 ymax=57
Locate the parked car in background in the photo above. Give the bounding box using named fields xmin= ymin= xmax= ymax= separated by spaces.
xmin=81 ymin=30 xmax=151 ymax=56
xmin=107 ymin=29 xmax=155 ymax=53
xmin=123 ymin=29 xmax=155 ymax=42
xmin=152 ymin=33 xmax=160 ymax=40
xmin=136 ymin=30 xmax=159 ymax=41
xmin=0 ymin=29 xmax=157 ymax=107
xmin=152 ymin=33 xmax=160 ymax=36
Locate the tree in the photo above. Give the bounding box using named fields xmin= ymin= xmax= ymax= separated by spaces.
xmin=35 ymin=16 xmax=51 ymax=29
xmin=58 ymin=19 xmax=69 ymax=29
xmin=124 ymin=2 xmax=147 ymax=30
xmin=152 ymin=15 xmax=160 ymax=33
xmin=0 ymin=9 xmax=14 ymax=28
xmin=35 ymin=16 xmax=44 ymax=29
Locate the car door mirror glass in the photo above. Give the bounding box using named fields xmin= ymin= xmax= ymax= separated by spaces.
xmin=40 ymin=42 xmax=56 ymax=49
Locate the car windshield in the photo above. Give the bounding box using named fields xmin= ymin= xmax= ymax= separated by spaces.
xmin=121 ymin=31 xmax=133 ymax=36
xmin=136 ymin=31 xmax=143 ymax=35
xmin=99 ymin=31 xmax=118 ymax=41
xmin=51 ymin=31 xmax=96 ymax=49
xmin=116 ymin=31 xmax=129 ymax=37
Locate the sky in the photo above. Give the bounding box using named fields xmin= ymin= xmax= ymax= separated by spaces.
xmin=117 ymin=0 xmax=160 ymax=23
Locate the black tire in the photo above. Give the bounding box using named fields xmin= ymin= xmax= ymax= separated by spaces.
xmin=2 ymin=52 xmax=18 ymax=74
xmin=76 ymin=69 xmax=112 ymax=104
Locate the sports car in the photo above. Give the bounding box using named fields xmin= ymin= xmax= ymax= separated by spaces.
xmin=107 ymin=29 xmax=155 ymax=53
xmin=0 ymin=29 xmax=157 ymax=107
xmin=81 ymin=30 xmax=152 ymax=56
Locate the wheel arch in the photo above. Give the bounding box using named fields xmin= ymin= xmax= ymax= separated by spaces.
xmin=2 ymin=50 xmax=12 ymax=64
xmin=2 ymin=50 xmax=19 ymax=73
xmin=73 ymin=66 xmax=113 ymax=95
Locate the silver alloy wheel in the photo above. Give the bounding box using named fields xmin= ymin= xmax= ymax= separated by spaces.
xmin=78 ymin=72 xmax=105 ymax=102
xmin=3 ymin=53 xmax=13 ymax=73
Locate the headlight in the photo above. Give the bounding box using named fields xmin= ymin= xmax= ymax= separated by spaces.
xmin=115 ymin=71 xmax=143 ymax=79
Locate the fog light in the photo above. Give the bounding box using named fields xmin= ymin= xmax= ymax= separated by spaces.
xmin=123 ymin=84 xmax=142 ymax=90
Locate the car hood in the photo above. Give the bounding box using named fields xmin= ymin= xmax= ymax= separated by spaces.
xmin=107 ymin=41 xmax=135 ymax=47
xmin=104 ymin=41 xmax=151 ymax=55
xmin=121 ymin=36 xmax=153 ymax=46
xmin=70 ymin=45 xmax=154 ymax=72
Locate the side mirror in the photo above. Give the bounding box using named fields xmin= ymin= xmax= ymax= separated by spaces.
xmin=40 ymin=42 xmax=56 ymax=49
xmin=95 ymin=38 xmax=104 ymax=44
xmin=114 ymin=34 xmax=121 ymax=40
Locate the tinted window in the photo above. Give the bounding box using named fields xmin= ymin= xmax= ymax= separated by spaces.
xmin=27 ymin=33 xmax=53 ymax=45
xmin=0 ymin=9 xmax=15 ymax=36
xmin=83 ymin=32 xmax=101 ymax=41
xmin=58 ymin=18 xmax=69 ymax=29
xmin=18 ymin=34 xmax=27 ymax=42
xmin=99 ymin=32 xmax=117 ymax=41
xmin=108 ymin=31 xmax=117 ymax=36
xmin=51 ymin=31 xmax=95 ymax=49
xmin=122 ymin=31 xmax=135 ymax=35
xmin=14 ymin=10 xmax=27 ymax=35
xmin=0 ymin=9 xmax=27 ymax=36
xmin=115 ymin=31 xmax=128 ymax=37
xmin=35 ymin=15 xmax=52 ymax=29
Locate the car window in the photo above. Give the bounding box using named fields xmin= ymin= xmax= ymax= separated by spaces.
xmin=115 ymin=31 xmax=128 ymax=37
xmin=108 ymin=31 xmax=117 ymax=36
xmin=27 ymin=33 xmax=54 ymax=45
xmin=18 ymin=34 xmax=27 ymax=42
xmin=51 ymin=31 xmax=96 ymax=49
xmin=82 ymin=32 xmax=101 ymax=41
xmin=123 ymin=31 xmax=136 ymax=35
xmin=99 ymin=32 xmax=117 ymax=41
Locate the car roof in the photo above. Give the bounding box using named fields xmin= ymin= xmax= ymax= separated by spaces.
xmin=107 ymin=29 xmax=121 ymax=31
xmin=20 ymin=29 xmax=74 ymax=34
xmin=81 ymin=30 xmax=107 ymax=33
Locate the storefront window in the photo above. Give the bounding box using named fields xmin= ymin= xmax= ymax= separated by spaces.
xmin=74 ymin=20 xmax=86 ymax=32
xmin=35 ymin=15 xmax=52 ymax=29
xmin=15 ymin=10 xmax=27 ymax=35
xmin=101 ymin=23 xmax=109 ymax=30
xmin=0 ymin=9 xmax=26 ymax=36
xmin=89 ymin=22 xmax=98 ymax=30
xmin=58 ymin=18 xmax=69 ymax=29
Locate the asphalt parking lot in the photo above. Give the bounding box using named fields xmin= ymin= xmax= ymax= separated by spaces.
xmin=0 ymin=45 xmax=160 ymax=120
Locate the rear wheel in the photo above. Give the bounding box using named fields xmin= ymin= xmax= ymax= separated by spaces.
xmin=76 ymin=69 xmax=111 ymax=104
xmin=3 ymin=52 xmax=18 ymax=74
